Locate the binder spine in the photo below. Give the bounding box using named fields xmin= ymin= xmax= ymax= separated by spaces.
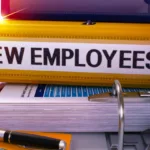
xmin=0 ymin=21 xmax=150 ymax=87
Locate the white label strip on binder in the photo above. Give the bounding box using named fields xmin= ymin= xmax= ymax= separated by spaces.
xmin=0 ymin=41 xmax=149 ymax=75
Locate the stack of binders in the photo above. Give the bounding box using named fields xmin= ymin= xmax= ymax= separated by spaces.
xmin=0 ymin=0 xmax=150 ymax=134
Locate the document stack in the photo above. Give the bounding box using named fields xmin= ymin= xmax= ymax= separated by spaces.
xmin=0 ymin=82 xmax=149 ymax=133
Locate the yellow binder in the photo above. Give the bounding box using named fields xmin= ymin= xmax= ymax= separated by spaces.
xmin=0 ymin=19 xmax=150 ymax=87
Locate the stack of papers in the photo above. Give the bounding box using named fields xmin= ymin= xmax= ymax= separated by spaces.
xmin=0 ymin=84 xmax=150 ymax=132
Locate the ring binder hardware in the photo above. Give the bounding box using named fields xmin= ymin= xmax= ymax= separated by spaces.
xmin=90 ymin=80 xmax=125 ymax=150
xmin=105 ymin=132 xmax=146 ymax=150
xmin=83 ymin=20 xmax=96 ymax=25
xmin=88 ymin=84 xmax=150 ymax=103
xmin=88 ymin=80 xmax=150 ymax=149
xmin=142 ymin=129 xmax=150 ymax=150
xmin=111 ymin=80 xmax=125 ymax=150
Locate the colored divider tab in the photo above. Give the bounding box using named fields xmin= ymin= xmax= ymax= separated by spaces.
xmin=77 ymin=86 xmax=82 ymax=97
xmin=103 ymin=88 xmax=108 ymax=93
xmin=56 ymin=86 xmax=61 ymax=97
xmin=67 ymin=86 xmax=71 ymax=97
xmin=99 ymin=88 xmax=105 ymax=93
xmin=87 ymin=87 xmax=93 ymax=96
xmin=72 ymin=86 xmax=77 ymax=97
xmin=108 ymin=87 xmax=112 ymax=92
xmin=93 ymin=87 xmax=99 ymax=95
xmin=82 ymin=86 xmax=88 ymax=97
xmin=122 ymin=88 xmax=127 ymax=92
xmin=35 ymin=84 xmax=46 ymax=97
xmin=106 ymin=87 xmax=110 ymax=92
xmin=50 ymin=85 xmax=55 ymax=97
xmin=35 ymin=85 xmax=150 ymax=98
xmin=44 ymin=85 xmax=51 ymax=97
xmin=61 ymin=86 xmax=66 ymax=97
xmin=97 ymin=87 xmax=102 ymax=94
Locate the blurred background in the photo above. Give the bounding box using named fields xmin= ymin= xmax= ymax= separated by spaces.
xmin=10 ymin=0 xmax=149 ymax=14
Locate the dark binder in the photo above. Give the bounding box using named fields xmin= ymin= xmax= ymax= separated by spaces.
xmin=1 ymin=0 xmax=150 ymax=23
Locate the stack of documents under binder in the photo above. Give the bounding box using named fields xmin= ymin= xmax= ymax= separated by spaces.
xmin=0 ymin=83 xmax=150 ymax=132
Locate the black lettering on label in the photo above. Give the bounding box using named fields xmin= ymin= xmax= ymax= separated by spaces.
xmin=133 ymin=51 xmax=145 ymax=69
xmin=146 ymin=52 xmax=150 ymax=69
xmin=0 ymin=47 xmax=2 ymax=64
xmin=44 ymin=48 xmax=60 ymax=66
xmin=62 ymin=49 xmax=74 ymax=66
xmin=75 ymin=49 xmax=86 ymax=67
xmin=103 ymin=50 xmax=117 ymax=68
xmin=31 ymin=48 xmax=42 ymax=65
xmin=86 ymin=49 xmax=102 ymax=67
xmin=5 ymin=47 xmax=24 ymax=64
xmin=119 ymin=50 xmax=131 ymax=68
